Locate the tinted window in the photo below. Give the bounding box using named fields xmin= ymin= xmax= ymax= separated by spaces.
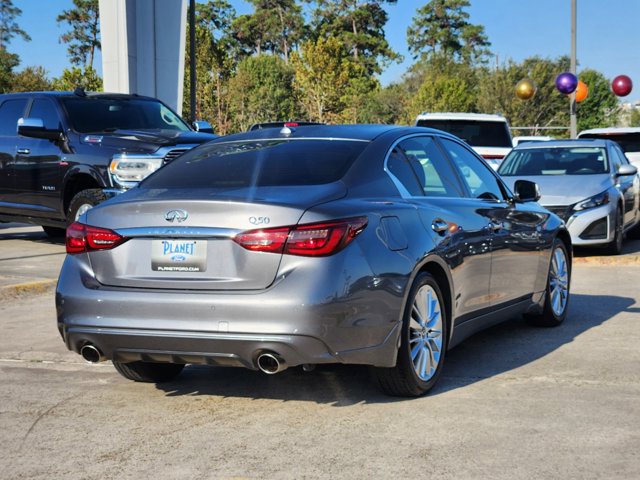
xmin=416 ymin=119 xmax=512 ymax=148
xmin=440 ymin=138 xmax=506 ymax=200
xmin=0 ymin=99 xmax=28 ymax=136
xmin=61 ymin=97 xmax=190 ymax=133
xmin=396 ymin=136 xmax=463 ymax=197
xmin=29 ymin=99 xmax=62 ymax=130
xmin=142 ymin=139 xmax=367 ymax=189
xmin=387 ymin=147 xmax=423 ymax=196
xmin=579 ymin=132 xmax=640 ymax=153
xmin=499 ymin=147 xmax=609 ymax=176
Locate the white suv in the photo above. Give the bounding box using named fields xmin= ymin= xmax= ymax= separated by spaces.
xmin=578 ymin=127 xmax=640 ymax=169
xmin=416 ymin=112 xmax=513 ymax=169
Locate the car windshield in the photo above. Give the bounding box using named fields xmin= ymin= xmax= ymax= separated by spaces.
xmin=579 ymin=132 xmax=640 ymax=153
xmin=142 ymin=139 xmax=367 ymax=188
xmin=61 ymin=97 xmax=190 ymax=133
xmin=498 ymin=147 xmax=609 ymax=176
xmin=416 ymin=119 xmax=512 ymax=148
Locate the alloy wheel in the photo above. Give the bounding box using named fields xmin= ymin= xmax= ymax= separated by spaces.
xmin=409 ymin=285 xmax=443 ymax=381
xmin=549 ymin=246 xmax=569 ymax=316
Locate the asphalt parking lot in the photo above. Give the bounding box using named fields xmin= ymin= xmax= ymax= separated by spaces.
xmin=1 ymin=223 xmax=640 ymax=479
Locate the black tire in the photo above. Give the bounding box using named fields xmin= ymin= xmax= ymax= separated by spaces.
xmin=67 ymin=189 xmax=107 ymax=224
xmin=526 ymin=239 xmax=571 ymax=327
xmin=42 ymin=226 xmax=66 ymax=239
xmin=113 ymin=361 xmax=185 ymax=383
xmin=604 ymin=207 xmax=623 ymax=255
xmin=371 ymin=272 xmax=448 ymax=397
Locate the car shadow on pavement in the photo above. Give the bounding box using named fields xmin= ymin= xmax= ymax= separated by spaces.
xmin=154 ymin=292 xmax=637 ymax=405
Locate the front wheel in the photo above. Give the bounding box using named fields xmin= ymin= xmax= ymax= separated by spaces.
xmin=67 ymin=189 xmax=107 ymax=224
xmin=372 ymin=272 xmax=447 ymax=397
xmin=526 ymin=239 xmax=571 ymax=327
xmin=113 ymin=361 xmax=185 ymax=383
xmin=604 ymin=208 xmax=623 ymax=255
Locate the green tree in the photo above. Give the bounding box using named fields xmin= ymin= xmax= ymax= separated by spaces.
xmin=306 ymin=0 xmax=400 ymax=76
xmin=0 ymin=0 xmax=30 ymax=48
xmin=291 ymin=36 xmax=356 ymax=122
xmin=11 ymin=66 xmax=53 ymax=92
xmin=52 ymin=66 xmax=102 ymax=91
xmin=228 ymin=54 xmax=298 ymax=131
xmin=57 ymin=0 xmax=101 ymax=68
xmin=183 ymin=0 xmax=236 ymax=133
xmin=577 ymin=69 xmax=619 ymax=131
xmin=232 ymin=0 xmax=305 ymax=62
xmin=0 ymin=45 xmax=18 ymax=92
xmin=628 ymin=108 xmax=640 ymax=127
xmin=407 ymin=0 xmax=490 ymax=64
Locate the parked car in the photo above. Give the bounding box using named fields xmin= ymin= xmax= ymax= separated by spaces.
xmin=57 ymin=124 xmax=571 ymax=397
xmin=512 ymin=135 xmax=554 ymax=146
xmin=578 ymin=127 xmax=640 ymax=169
xmin=0 ymin=90 xmax=216 ymax=238
xmin=415 ymin=112 xmax=513 ymax=170
xmin=498 ymin=139 xmax=640 ymax=254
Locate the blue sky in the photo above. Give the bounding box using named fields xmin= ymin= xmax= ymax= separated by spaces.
xmin=10 ymin=0 xmax=640 ymax=102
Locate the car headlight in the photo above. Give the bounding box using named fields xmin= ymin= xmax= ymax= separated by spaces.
xmin=109 ymin=154 xmax=164 ymax=187
xmin=573 ymin=191 xmax=609 ymax=211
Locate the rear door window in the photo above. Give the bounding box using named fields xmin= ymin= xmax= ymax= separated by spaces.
xmin=142 ymin=139 xmax=368 ymax=188
xmin=416 ymin=119 xmax=512 ymax=148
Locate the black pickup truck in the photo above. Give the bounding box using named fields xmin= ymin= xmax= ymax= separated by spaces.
xmin=0 ymin=90 xmax=216 ymax=237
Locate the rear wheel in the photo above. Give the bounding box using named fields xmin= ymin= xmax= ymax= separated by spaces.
xmin=67 ymin=189 xmax=107 ymax=223
xmin=113 ymin=361 xmax=185 ymax=383
xmin=372 ymin=272 xmax=447 ymax=397
xmin=526 ymin=239 xmax=571 ymax=327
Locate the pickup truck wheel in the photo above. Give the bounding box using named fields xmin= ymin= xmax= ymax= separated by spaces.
xmin=113 ymin=361 xmax=185 ymax=383
xmin=67 ymin=189 xmax=107 ymax=223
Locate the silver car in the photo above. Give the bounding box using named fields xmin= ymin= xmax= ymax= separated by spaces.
xmin=498 ymin=139 xmax=640 ymax=255
xmin=56 ymin=125 xmax=571 ymax=397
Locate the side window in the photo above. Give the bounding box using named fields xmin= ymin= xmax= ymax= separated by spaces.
xmin=612 ymin=144 xmax=628 ymax=167
xmin=28 ymin=99 xmax=62 ymax=131
xmin=440 ymin=138 xmax=506 ymax=201
xmin=397 ymin=136 xmax=464 ymax=197
xmin=0 ymin=99 xmax=28 ymax=136
xmin=387 ymin=147 xmax=424 ymax=196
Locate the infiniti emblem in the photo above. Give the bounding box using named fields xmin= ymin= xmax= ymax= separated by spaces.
xmin=165 ymin=209 xmax=188 ymax=223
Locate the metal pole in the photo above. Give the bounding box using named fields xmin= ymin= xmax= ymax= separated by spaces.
xmin=570 ymin=0 xmax=577 ymax=138
xmin=189 ymin=0 xmax=196 ymax=123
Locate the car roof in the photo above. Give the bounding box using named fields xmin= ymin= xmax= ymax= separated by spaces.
xmin=210 ymin=124 xmax=451 ymax=143
xmin=578 ymin=127 xmax=640 ymax=136
xmin=415 ymin=112 xmax=508 ymax=122
xmin=0 ymin=91 xmax=160 ymax=102
xmin=511 ymin=138 xmax=612 ymax=150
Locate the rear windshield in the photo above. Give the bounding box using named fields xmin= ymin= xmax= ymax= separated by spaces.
xmin=142 ymin=139 xmax=367 ymax=188
xmin=416 ymin=119 xmax=512 ymax=148
xmin=498 ymin=147 xmax=609 ymax=176
xmin=61 ymin=97 xmax=190 ymax=133
xmin=579 ymin=132 xmax=640 ymax=153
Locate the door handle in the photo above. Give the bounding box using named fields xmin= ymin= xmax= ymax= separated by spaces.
xmin=16 ymin=148 xmax=30 ymax=155
xmin=431 ymin=218 xmax=449 ymax=234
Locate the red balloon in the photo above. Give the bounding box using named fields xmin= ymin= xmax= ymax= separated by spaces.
xmin=612 ymin=75 xmax=633 ymax=97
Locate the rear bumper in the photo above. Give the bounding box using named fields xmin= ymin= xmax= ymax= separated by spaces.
xmin=56 ymin=254 xmax=405 ymax=369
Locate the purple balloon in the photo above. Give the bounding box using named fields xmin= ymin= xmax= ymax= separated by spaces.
xmin=556 ymin=72 xmax=578 ymax=94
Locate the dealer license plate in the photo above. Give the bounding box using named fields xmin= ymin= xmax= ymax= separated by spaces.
xmin=151 ymin=239 xmax=207 ymax=272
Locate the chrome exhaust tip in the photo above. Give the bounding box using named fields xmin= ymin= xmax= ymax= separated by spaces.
xmin=80 ymin=344 xmax=105 ymax=363
xmin=256 ymin=352 xmax=287 ymax=374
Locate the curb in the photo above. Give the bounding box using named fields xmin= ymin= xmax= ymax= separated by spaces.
xmin=573 ymin=255 xmax=640 ymax=266
xmin=0 ymin=280 xmax=57 ymax=301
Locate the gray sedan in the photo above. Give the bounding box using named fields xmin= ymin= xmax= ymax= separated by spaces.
xmin=498 ymin=139 xmax=640 ymax=255
xmin=56 ymin=125 xmax=571 ymax=397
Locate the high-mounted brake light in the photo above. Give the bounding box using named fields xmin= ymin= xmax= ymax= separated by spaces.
xmin=481 ymin=154 xmax=505 ymax=160
xmin=66 ymin=222 xmax=127 ymax=254
xmin=233 ymin=217 xmax=368 ymax=257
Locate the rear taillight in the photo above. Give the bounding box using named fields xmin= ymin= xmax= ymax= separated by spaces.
xmin=233 ymin=217 xmax=368 ymax=257
xmin=66 ymin=222 xmax=127 ymax=254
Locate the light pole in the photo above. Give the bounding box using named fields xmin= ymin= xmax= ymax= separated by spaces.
xmin=570 ymin=0 xmax=577 ymax=138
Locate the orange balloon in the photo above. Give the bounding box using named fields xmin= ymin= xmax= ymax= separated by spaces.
xmin=575 ymin=80 xmax=588 ymax=102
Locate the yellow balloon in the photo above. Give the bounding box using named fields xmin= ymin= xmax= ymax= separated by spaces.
xmin=516 ymin=79 xmax=536 ymax=100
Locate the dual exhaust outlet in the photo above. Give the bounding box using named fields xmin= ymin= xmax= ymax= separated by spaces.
xmin=80 ymin=344 xmax=290 ymax=375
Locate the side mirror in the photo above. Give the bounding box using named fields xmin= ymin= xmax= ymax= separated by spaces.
xmin=17 ymin=117 xmax=62 ymax=140
xmin=616 ymin=164 xmax=638 ymax=177
xmin=192 ymin=120 xmax=214 ymax=134
xmin=513 ymin=179 xmax=541 ymax=203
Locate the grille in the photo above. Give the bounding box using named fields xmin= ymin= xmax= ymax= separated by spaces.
xmin=545 ymin=205 xmax=573 ymax=221
xmin=163 ymin=148 xmax=190 ymax=164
